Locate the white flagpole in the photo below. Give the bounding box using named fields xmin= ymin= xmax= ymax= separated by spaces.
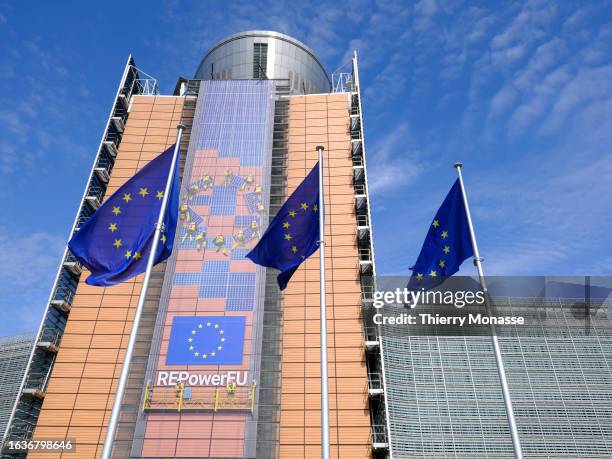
xmin=454 ymin=162 xmax=523 ymax=459
xmin=317 ymin=145 xmax=331 ymax=459
xmin=101 ymin=124 xmax=185 ymax=459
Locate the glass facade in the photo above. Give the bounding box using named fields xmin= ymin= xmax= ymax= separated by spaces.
xmin=0 ymin=333 xmax=35 ymax=441
xmin=382 ymin=297 xmax=612 ymax=458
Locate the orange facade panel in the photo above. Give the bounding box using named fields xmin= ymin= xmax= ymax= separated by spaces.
xmin=280 ymin=94 xmax=371 ymax=459
xmin=30 ymin=95 xmax=184 ymax=459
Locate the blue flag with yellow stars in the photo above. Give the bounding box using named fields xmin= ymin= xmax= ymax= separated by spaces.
xmin=166 ymin=316 xmax=246 ymax=365
xmin=247 ymin=162 xmax=320 ymax=290
xmin=68 ymin=145 xmax=180 ymax=286
xmin=408 ymin=178 xmax=473 ymax=291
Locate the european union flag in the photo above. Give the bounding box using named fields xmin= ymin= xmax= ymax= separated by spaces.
xmin=408 ymin=179 xmax=473 ymax=290
xmin=68 ymin=145 xmax=180 ymax=286
xmin=247 ymin=163 xmax=320 ymax=290
xmin=166 ymin=316 xmax=245 ymax=365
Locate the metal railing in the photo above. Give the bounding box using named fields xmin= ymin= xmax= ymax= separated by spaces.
xmin=63 ymin=252 xmax=81 ymax=266
xmin=354 ymin=183 xmax=366 ymax=195
xmin=142 ymin=382 xmax=257 ymax=414
xmin=5 ymin=425 xmax=34 ymax=443
xmin=131 ymin=78 xmax=159 ymax=96
xmin=356 ymin=214 xmax=369 ymax=227
xmin=368 ymin=372 xmax=383 ymax=391
xmin=371 ymin=424 xmax=388 ymax=445
xmin=359 ymin=248 xmax=372 ymax=262
xmin=86 ymin=185 xmax=105 ymax=202
xmin=38 ymin=329 xmax=61 ymax=348
xmin=52 ymin=284 xmax=74 ymax=305
xmin=104 ymin=131 xmax=121 ymax=149
xmin=96 ymin=152 xmax=113 ymax=170
xmin=363 ymin=326 xmax=379 ymax=343
xmin=361 ymin=285 xmax=374 ymax=303
xmin=23 ymin=372 xmax=49 ymax=393
xmin=332 ymin=72 xmax=354 ymax=93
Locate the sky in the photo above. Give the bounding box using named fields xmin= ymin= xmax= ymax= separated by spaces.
xmin=1 ymin=0 xmax=611 ymax=335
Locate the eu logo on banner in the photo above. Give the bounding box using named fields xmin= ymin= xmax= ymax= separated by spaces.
xmin=166 ymin=316 xmax=245 ymax=365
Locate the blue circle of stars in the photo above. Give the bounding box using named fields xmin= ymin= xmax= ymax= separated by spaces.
xmin=187 ymin=321 xmax=226 ymax=360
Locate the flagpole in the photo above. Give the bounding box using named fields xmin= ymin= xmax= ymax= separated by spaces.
xmin=100 ymin=125 xmax=185 ymax=459
xmin=454 ymin=162 xmax=523 ymax=459
xmin=317 ymin=145 xmax=331 ymax=459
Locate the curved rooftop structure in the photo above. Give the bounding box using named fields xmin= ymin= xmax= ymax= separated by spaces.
xmin=194 ymin=30 xmax=331 ymax=94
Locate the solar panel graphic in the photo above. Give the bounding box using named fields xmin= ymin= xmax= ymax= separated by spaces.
xmin=136 ymin=80 xmax=276 ymax=458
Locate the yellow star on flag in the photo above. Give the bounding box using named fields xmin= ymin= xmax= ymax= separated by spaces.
xmin=313 ymin=204 xmax=318 ymax=212
xmin=113 ymin=239 xmax=122 ymax=248
xmin=139 ymin=187 xmax=149 ymax=198
xmin=291 ymin=245 xmax=297 ymax=254
xmin=432 ymin=220 xmax=440 ymax=228
xmin=108 ymin=223 xmax=118 ymax=233
xmin=123 ymin=193 xmax=132 ymax=203
xmin=283 ymin=222 xmax=290 ymax=229
xmin=443 ymin=246 xmax=450 ymax=254
xmin=429 ymin=270 xmax=437 ymax=277
xmin=284 ymin=233 xmax=292 ymax=241
xmin=289 ymin=210 xmax=296 ymax=217
xmin=124 ymin=250 xmax=132 ymax=259
xmin=441 ymin=230 xmax=448 ymax=239
xmin=133 ymin=252 xmax=142 ymax=260
xmin=439 ymin=260 xmax=446 ymax=268
xmin=300 ymin=203 xmax=308 ymax=211
xmin=416 ymin=273 xmax=424 ymax=281
xmin=112 ymin=206 xmax=121 ymax=216
xmin=156 ymin=190 xmax=164 ymax=200
xmin=161 ymin=234 xmax=167 ymax=244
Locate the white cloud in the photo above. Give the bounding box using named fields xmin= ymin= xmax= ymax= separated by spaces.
xmin=541 ymin=64 xmax=612 ymax=133
xmin=0 ymin=229 xmax=65 ymax=334
xmin=467 ymin=149 xmax=612 ymax=276
xmin=489 ymin=83 xmax=518 ymax=118
xmin=367 ymin=123 xmax=426 ymax=194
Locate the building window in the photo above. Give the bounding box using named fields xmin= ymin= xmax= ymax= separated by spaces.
xmin=253 ymin=43 xmax=268 ymax=79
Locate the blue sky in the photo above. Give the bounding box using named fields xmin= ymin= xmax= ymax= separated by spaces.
xmin=1 ymin=1 xmax=611 ymax=335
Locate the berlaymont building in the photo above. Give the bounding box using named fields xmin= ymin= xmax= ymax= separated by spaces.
xmin=1 ymin=30 xmax=612 ymax=459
